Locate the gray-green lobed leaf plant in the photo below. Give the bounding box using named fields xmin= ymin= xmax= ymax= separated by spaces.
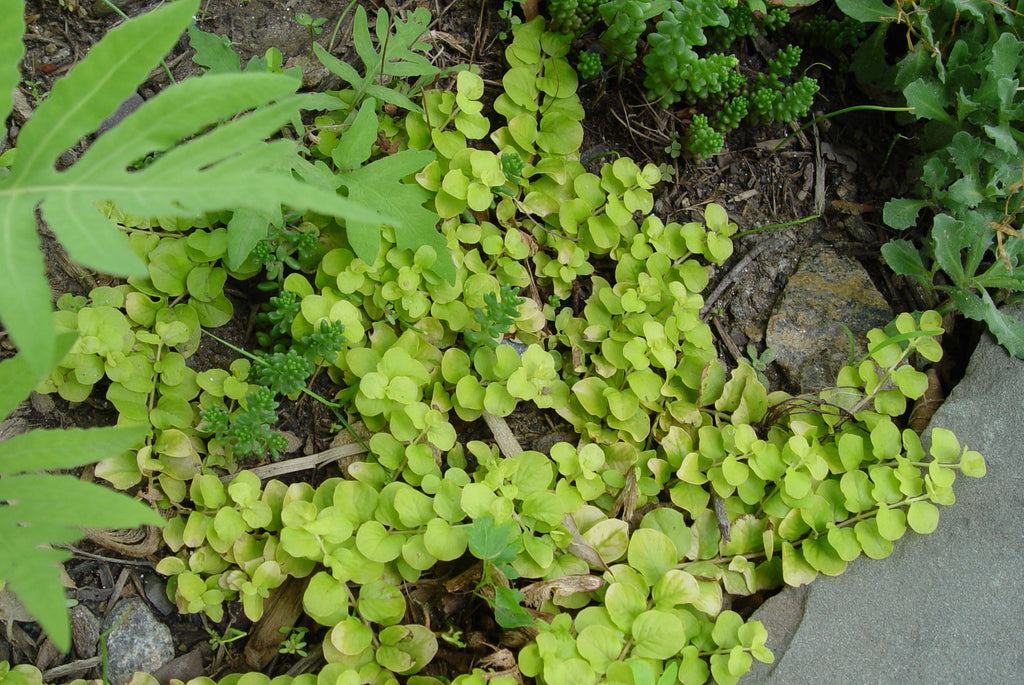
xmin=839 ymin=0 xmax=1024 ymax=356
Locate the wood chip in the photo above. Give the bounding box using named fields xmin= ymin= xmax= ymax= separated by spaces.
xmin=244 ymin=577 xmax=310 ymax=671
xmin=83 ymin=525 xmax=161 ymax=558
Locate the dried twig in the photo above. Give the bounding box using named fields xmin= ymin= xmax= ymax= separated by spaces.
xmin=482 ymin=410 xmax=524 ymax=458
xmin=226 ymin=441 xmax=368 ymax=482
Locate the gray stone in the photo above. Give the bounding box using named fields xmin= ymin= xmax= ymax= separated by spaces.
xmin=766 ymin=247 xmax=892 ymax=392
xmin=742 ymin=303 xmax=1024 ymax=684
xmin=9 ymin=88 xmax=33 ymax=125
xmin=101 ymin=598 xmax=175 ymax=685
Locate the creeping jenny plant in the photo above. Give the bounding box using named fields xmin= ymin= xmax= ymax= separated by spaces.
xmin=0 ymin=9 xmax=987 ymax=685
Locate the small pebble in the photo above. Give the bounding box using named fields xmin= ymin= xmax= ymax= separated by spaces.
xmin=29 ymin=391 xmax=55 ymax=415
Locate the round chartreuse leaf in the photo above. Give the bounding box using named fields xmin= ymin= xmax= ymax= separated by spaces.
xmin=651 ymin=570 xmax=700 ymax=608
xmin=855 ymin=518 xmax=894 ymax=560
xmin=575 ymin=624 xmax=622 ymax=673
xmin=356 ymin=579 xmax=406 ymax=626
xmin=376 ymin=624 xmax=437 ymax=675
xmin=875 ymin=504 xmax=907 ymax=541
xmin=604 ymin=582 xmax=647 ymax=632
xmin=906 ymin=500 xmax=940 ymax=534
xmin=710 ymin=610 xmax=744 ymax=648
xmin=631 ymin=609 xmax=686 ymax=660
xmin=355 ymin=521 xmax=403 ymax=563
xmin=959 ymin=449 xmax=986 ymax=477
xmin=679 ymin=644 xmax=711 ymax=685
xmin=303 ymin=571 xmax=349 ymax=626
xmin=326 ymin=616 xmax=373 ymax=658
xmin=627 ymin=528 xmax=678 ymax=586
xmin=583 ymin=518 xmax=629 ymax=565
xmin=781 ymin=541 xmax=817 ymax=586
xmin=423 ymin=518 xmax=468 ymax=561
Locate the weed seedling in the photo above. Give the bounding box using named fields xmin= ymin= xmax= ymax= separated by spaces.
xmin=744 ymin=343 xmax=777 ymax=386
xmin=278 ymin=626 xmax=309 ymax=657
xmin=207 ymin=626 xmax=247 ymax=651
xmin=296 ymin=12 xmax=327 ymax=50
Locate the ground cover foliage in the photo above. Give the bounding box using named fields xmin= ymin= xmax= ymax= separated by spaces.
xmin=0 ymin=0 xmax=999 ymax=683
xmin=541 ymin=0 xmax=844 ymax=158
xmin=838 ymin=0 xmax=1024 ymax=356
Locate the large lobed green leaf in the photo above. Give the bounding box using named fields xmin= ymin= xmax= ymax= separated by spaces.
xmin=0 ymin=336 xmax=164 ymax=652
xmin=0 ymin=0 xmax=384 ymax=375
xmin=332 ymin=100 xmax=453 ymax=282
xmin=0 ymin=0 xmax=24 ymax=128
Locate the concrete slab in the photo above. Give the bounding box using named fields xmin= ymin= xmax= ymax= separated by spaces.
xmin=743 ymin=304 xmax=1024 ymax=684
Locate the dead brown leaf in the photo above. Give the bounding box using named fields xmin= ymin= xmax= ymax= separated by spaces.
xmin=521 ymin=575 xmax=605 ymax=608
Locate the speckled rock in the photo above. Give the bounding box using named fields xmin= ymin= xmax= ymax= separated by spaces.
xmin=765 ymin=247 xmax=892 ymax=392
xmin=101 ymin=598 xmax=175 ymax=685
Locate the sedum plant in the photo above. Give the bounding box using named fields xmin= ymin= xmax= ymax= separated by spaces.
xmin=540 ymin=0 xmax=819 ymax=158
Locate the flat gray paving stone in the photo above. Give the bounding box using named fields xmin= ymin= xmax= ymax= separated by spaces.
xmin=743 ymin=304 xmax=1024 ymax=684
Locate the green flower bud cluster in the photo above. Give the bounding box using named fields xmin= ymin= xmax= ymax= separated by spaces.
xmin=249 ymin=220 xmax=324 ymax=284
xmin=767 ymin=43 xmax=803 ymax=78
xmin=500 ymin=150 xmax=525 ymax=181
xmin=200 ymin=386 xmax=290 ymax=461
xmin=794 ymin=14 xmax=867 ymax=50
xmin=707 ymin=4 xmax=790 ymax=48
xmin=680 ymin=43 xmax=816 ymax=154
xmin=641 ymin=0 xmax=731 ymax=106
xmin=749 ymin=74 xmax=819 ymax=124
xmin=299 ymin=319 xmax=348 ymax=365
xmin=464 ymin=282 xmax=526 ymax=351
xmin=685 ymin=113 xmax=726 ymax=159
xmin=597 ymin=0 xmax=667 ymax=63
xmin=199 ymin=316 xmax=348 ymax=464
xmin=534 ymin=0 xmax=820 ymax=159
xmin=761 ymin=6 xmax=789 ymax=31
xmin=714 ymin=95 xmax=750 ymax=132
xmin=674 ymin=52 xmax=741 ymax=100
xmin=546 ymin=0 xmax=600 ymax=34
xmin=255 ymin=290 xmax=301 ymax=348
xmin=576 ymin=49 xmax=604 ymax=80
xmin=253 ymin=349 xmax=315 ymax=396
